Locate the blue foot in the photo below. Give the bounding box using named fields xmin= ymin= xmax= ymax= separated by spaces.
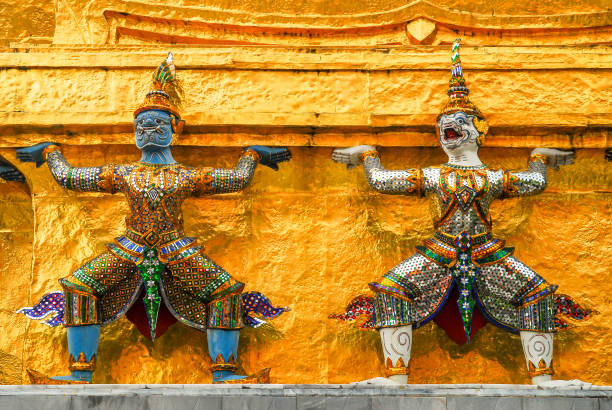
xmin=212 ymin=370 xmax=245 ymax=384
xmin=215 ymin=374 xmax=248 ymax=383
xmin=50 ymin=370 xmax=93 ymax=383
xmin=212 ymin=368 xmax=271 ymax=384
xmin=27 ymin=369 xmax=92 ymax=384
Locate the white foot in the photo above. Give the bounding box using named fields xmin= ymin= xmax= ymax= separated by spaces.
xmin=520 ymin=331 xmax=554 ymax=383
xmin=537 ymin=379 xmax=593 ymax=389
xmin=531 ymin=374 xmax=552 ymax=385
xmin=388 ymin=374 xmax=408 ymax=384
xmin=351 ymin=377 xmax=400 ymax=386
xmin=379 ymin=325 xmax=412 ymax=383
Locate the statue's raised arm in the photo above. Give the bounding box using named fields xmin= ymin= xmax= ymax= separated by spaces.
xmin=194 ymin=145 xmax=291 ymax=196
xmin=17 ymin=142 xmax=116 ymax=193
xmin=332 ymin=145 xmax=423 ymax=196
xmin=502 ymin=148 xmax=575 ymax=197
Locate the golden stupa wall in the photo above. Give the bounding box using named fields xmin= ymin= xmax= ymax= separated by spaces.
xmin=0 ymin=1 xmax=610 ymax=385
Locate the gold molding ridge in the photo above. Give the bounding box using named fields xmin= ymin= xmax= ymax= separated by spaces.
xmin=99 ymin=1 xmax=612 ymax=29
xmin=2 ymin=46 xmax=612 ymax=70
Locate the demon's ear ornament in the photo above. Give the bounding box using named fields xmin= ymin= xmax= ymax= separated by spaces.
xmin=170 ymin=117 xmax=185 ymax=146
xmin=473 ymin=117 xmax=489 ymax=145
xmin=171 ymin=117 xmax=185 ymax=136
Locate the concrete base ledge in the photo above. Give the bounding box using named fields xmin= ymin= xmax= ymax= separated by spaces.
xmin=1 ymin=384 xmax=610 ymax=410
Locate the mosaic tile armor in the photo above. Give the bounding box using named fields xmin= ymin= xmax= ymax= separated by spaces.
xmin=365 ymin=151 xmax=557 ymax=337
xmin=46 ymin=146 xmax=259 ymax=335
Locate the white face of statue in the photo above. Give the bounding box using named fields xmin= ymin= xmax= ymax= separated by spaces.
xmin=437 ymin=111 xmax=480 ymax=157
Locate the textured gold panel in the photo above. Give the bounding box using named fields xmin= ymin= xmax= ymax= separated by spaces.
xmin=0 ymin=167 xmax=33 ymax=385
xmin=0 ymin=46 xmax=610 ymax=148
xmin=0 ymin=0 xmax=53 ymax=46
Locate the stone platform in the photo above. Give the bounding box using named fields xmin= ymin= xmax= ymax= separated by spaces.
xmin=0 ymin=384 xmax=610 ymax=410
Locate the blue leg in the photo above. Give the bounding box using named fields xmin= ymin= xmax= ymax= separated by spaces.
xmin=207 ymin=329 xmax=247 ymax=383
xmin=51 ymin=325 xmax=100 ymax=383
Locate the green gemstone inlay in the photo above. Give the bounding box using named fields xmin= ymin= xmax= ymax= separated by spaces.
xmin=137 ymin=247 xmax=164 ymax=340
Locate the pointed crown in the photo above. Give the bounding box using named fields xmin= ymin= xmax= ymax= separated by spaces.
xmin=439 ymin=39 xmax=484 ymax=120
xmin=439 ymin=39 xmax=488 ymax=138
xmin=134 ymin=52 xmax=183 ymax=119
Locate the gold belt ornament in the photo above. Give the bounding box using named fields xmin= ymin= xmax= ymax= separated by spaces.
xmin=126 ymin=228 xmax=182 ymax=247
xmin=434 ymin=230 xmax=493 ymax=247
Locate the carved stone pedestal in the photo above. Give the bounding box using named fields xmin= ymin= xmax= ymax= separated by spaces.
xmin=0 ymin=384 xmax=610 ymax=409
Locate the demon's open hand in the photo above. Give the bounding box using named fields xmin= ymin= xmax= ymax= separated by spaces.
xmin=331 ymin=145 xmax=376 ymax=169
xmin=16 ymin=142 xmax=57 ymax=168
xmin=246 ymin=146 xmax=292 ymax=171
xmin=0 ymin=156 xmax=25 ymax=182
xmin=531 ymin=148 xmax=576 ymax=170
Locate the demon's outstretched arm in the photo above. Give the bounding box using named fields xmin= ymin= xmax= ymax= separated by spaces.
xmin=362 ymin=151 xmax=423 ymax=196
xmin=503 ymin=149 xmax=575 ymax=197
xmin=17 ymin=143 xmax=115 ymax=192
xmin=332 ymin=145 xmax=423 ymax=196
xmin=193 ymin=146 xmax=291 ymax=195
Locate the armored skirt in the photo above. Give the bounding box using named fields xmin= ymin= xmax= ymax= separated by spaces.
xmin=60 ymin=244 xmax=244 ymax=331
xmin=361 ymin=153 xmax=558 ymax=338
xmin=43 ymin=146 xmax=261 ymax=336
xmin=371 ymin=252 xmax=557 ymax=335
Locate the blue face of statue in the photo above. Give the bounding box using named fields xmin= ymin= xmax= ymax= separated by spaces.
xmin=134 ymin=110 xmax=174 ymax=151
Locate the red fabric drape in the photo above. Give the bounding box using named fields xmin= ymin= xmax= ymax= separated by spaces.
xmin=433 ymin=285 xmax=487 ymax=344
xmin=125 ymin=288 xmax=177 ymax=340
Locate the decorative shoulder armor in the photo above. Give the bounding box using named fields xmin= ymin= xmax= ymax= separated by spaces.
xmin=193 ymin=167 xmax=215 ymax=195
